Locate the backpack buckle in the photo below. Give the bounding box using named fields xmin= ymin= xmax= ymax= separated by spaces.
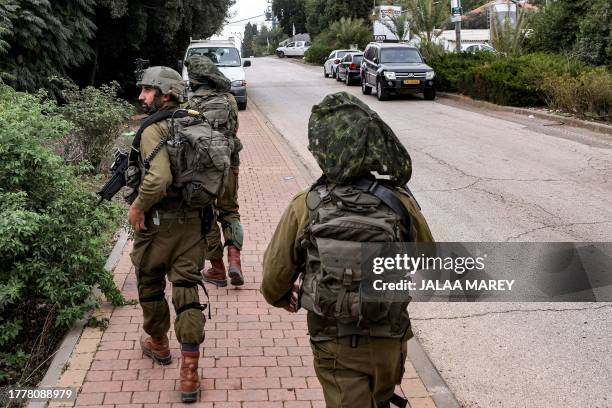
xmin=343 ymin=268 xmax=353 ymax=286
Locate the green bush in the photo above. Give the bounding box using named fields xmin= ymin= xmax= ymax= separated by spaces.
xmin=428 ymin=52 xmax=606 ymax=114
xmin=52 ymin=78 xmax=133 ymax=172
xmin=305 ymin=42 xmax=334 ymax=65
xmin=0 ymin=84 xmax=124 ymax=386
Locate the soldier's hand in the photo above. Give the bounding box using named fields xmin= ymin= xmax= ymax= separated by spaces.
xmin=283 ymin=283 xmax=300 ymax=313
xmin=128 ymin=204 xmax=147 ymax=232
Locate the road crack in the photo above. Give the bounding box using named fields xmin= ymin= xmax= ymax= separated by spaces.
xmin=410 ymin=304 xmax=612 ymax=321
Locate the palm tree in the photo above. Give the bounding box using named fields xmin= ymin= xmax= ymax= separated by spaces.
xmin=491 ymin=3 xmax=529 ymax=55
xmin=381 ymin=12 xmax=411 ymax=41
xmin=401 ymin=0 xmax=449 ymax=46
xmin=325 ymin=17 xmax=371 ymax=49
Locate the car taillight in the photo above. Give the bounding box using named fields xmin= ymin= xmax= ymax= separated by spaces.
xmin=349 ymin=63 xmax=356 ymax=70
xmin=334 ymin=59 xmax=340 ymax=64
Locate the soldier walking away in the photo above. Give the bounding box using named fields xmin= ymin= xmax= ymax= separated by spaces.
xmin=261 ymin=92 xmax=434 ymax=408
xmin=128 ymin=66 xmax=208 ymax=403
xmin=184 ymin=55 xmax=245 ymax=288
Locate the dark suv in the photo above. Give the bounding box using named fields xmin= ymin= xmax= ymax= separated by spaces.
xmin=361 ymin=42 xmax=436 ymax=101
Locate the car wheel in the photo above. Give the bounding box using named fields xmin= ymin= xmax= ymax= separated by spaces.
xmin=324 ymin=66 xmax=329 ymax=78
xmin=277 ymin=51 xmax=285 ymax=58
xmin=345 ymin=74 xmax=351 ymax=86
xmin=423 ymin=89 xmax=436 ymax=101
xmin=238 ymin=101 xmax=247 ymax=110
xmin=376 ymin=79 xmax=389 ymax=101
xmin=361 ymin=76 xmax=372 ymax=95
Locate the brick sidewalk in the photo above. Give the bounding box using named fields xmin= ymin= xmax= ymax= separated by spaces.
xmin=50 ymin=105 xmax=436 ymax=408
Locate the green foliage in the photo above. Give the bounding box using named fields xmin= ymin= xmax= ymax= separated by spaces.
xmin=242 ymin=22 xmax=259 ymax=57
xmin=526 ymin=0 xmax=611 ymax=66
xmin=305 ymin=42 xmax=335 ymax=65
xmin=381 ymin=12 xmax=410 ymax=42
xmin=251 ymin=26 xmax=289 ymax=56
xmin=491 ymin=6 xmax=529 ymax=55
xmin=305 ymin=0 xmax=374 ymax=38
xmin=305 ymin=17 xmax=370 ymax=65
xmin=0 ymin=0 xmax=97 ymax=92
xmin=402 ymin=0 xmax=449 ymax=46
xmin=0 ymin=84 xmax=124 ymax=385
xmin=272 ymin=0 xmax=307 ymax=36
xmin=429 ymin=52 xmax=609 ymax=120
xmin=52 ymin=78 xmax=133 ymax=172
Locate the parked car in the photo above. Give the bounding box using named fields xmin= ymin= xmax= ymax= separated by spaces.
xmin=323 ymin=49 xmax=360 ymax=79
xmin=462 ymin=43 xmax=495 ymax=53
xmin=276 ymin=41 xmax=311 ymax=58
xmin=337 ymin=53 xmax=364 ymax=86
xmin=360 ymin=42 xmax=436 ymax=101
xmin=181 ymin=38 xmax=251 ymax=110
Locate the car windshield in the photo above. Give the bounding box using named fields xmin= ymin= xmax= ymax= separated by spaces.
xmin=380 ymin=48 xmax=422 ymax=63
xmin=337 ymin=51 xmax=350 ymax=59
xmin=353 ymin=56 xmax=363 ymax=64
xmin=187 ymin=47 xmax=241 ymax=67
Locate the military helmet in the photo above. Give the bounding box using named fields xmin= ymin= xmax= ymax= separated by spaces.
xmin=185 ymin=55 xmax=231 ymax=91
xmin=137 ymin=66 xmax=186 ymax=102
xmin=308 ymin=92 xmax=412 ymax=186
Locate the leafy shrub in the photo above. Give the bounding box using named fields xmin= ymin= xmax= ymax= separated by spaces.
xmin=541 ymin=67 xmax=611 ymax=121
xmin=305 ymin=42 xmax=334 ymax=65
xmin=428 ymin=52 xmax=497 ymax=92
xmin=52 ymin=78 xmax=133 ymax=172
xmin=0 ymin=84 xmax=124 ymax=385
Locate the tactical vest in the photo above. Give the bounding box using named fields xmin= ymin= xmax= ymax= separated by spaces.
xmin=300 ymin=179 xmax=413 ymax=341
xmin=189 ymin=93 xmax=231 ymax=131
xmin=124 ymin=110 xmax=231 ymax=209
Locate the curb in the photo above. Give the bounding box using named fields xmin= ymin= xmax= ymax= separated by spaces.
xmin=27 ymin=229 xmax=129 ymax=408
xmin=248 ymin=98 xmax=460 ymax=408
xmin=438 ymin=92 xmax=612 ymax=135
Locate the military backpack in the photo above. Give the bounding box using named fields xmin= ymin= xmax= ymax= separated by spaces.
xmin=300 ymin=177 xmax=415 ymax=339
xmin=124 ymin=109 xmax=231 ymax=208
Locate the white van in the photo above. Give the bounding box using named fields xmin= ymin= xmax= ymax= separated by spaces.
xmin=181 ymin=38 xmax=251 ymax=110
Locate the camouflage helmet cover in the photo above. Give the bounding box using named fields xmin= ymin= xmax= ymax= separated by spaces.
xmin=308 ymin=92 xmax=412 ymax=186
xmin=137 ymin=66 xmax=186 ymax=102
xmin=185 ymin=55 xmax=231 ymax=92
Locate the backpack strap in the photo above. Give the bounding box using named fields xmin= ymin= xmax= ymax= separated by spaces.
xmin=130 ymin=110 xmax=188 ymax=164
xmin=353 ymin=178 xmax=415 ymax=241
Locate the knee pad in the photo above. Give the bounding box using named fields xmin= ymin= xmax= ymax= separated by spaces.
xmin=221 ymin=220 xmax=243 ymax=250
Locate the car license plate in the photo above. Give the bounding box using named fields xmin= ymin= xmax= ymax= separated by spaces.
xmin=403 ymin=79 xmax=420 ymax=85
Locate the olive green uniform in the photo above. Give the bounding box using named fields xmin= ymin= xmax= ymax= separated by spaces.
xmin=189 ymin=88 xmax=243 ymax=259
xmin=130 ymin=105 xmax=206 ymax=345
xmin=261 ymin=189 xmax=434 ymax=408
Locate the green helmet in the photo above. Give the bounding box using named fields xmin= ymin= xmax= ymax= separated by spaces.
xmin=308 ymin=92 xmax=412 ymax=186
xmin=185 ymin=55 xmax=231 ymax=91
xmin=137 ymin=66 xmax=186 ymax=102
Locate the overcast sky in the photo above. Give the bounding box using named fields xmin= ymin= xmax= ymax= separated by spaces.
xmin=217 ymin=0 xmax=271 ymax=45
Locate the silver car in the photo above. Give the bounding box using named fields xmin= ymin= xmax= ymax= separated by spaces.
xmin=323 ymin=49 xmax=360 ymax=79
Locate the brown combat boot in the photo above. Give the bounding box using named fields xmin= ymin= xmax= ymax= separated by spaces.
xmin=140 ymin=333 xmax=171 ymax=365
xmin=180 ymin=351 xmax=200 ymax=403
xmin=227 ymin=245 xmax=244 ymax=286
xmin=202 ymin=259 xmax=227 ymax=287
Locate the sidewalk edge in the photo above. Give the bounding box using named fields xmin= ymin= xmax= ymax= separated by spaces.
xmin=248 ymin=96 xmax=460 ymax=408
xmin=439 ymin=92 xmax=612 ymax=135
xmin=27 ymin=228 xmax=129 ymax=408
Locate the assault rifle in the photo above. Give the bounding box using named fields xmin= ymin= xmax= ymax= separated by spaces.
xmin=96 ymin=149 xmax=129 ymax=204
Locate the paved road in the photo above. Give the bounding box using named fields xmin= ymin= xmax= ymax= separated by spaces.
xmin=246 ymin=57 xmax=612 ymax=408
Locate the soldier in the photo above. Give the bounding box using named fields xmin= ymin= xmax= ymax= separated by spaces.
xmin=130 ymin=66 xmax=206 ymax=403
xmin=184 ymin=55 xmax=245 ymax=287
xmin=261 ymin=92 xmax=434 ymax=408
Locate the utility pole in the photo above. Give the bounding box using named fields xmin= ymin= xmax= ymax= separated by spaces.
xmin=451 ymin=0 xmax=462 ymax=52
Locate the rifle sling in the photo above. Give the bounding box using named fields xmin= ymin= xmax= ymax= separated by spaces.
xmin=129 ymin=110 xmax=188 ymax=163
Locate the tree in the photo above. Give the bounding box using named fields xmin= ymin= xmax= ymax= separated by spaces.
xmin=272 ymin=0 xmax=306 ymax=36
xmin=381 ymin=13 xmax=411 ymax=41
xmin=401 ymin=0 xmax=449 ymax=45
xmin=0 ymin=0 xmax=97 ymax=92
xmin=305 ymin=0 xmax=374 ymax=38
xmin=324 ymin=17 xmax=372 ymax=49
xmin=491 ymin=6 xmax=529 ymax=55
xmin=242 ymin=22 xmax=259 ymax=57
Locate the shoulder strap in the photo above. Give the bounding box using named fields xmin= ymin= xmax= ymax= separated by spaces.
xmin=353 ymin=178 xmax=415 ymax=241
xmin=129 ymin=110 xmax=186 ymax=162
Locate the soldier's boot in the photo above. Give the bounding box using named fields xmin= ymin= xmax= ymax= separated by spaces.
xmin=227 ymin=245 xmax=244 ymax=286
xmin=180 ymin=351 xmax=200 ymax=403
xmin=202 ymin=259 xmax=227 ymax=287
xmin=140 ymin=333 xmax=172 ymax=365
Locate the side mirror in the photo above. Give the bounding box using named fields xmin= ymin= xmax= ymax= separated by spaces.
xmin=243 ymin=60 xmax=251 ymax=67
xmin=177 ymin=60 xmax=183 ymax=71
xmin=373 ymin=57 xmax=378 ymax=64
xmin=423 ymin=58 xmax=427 ymax=64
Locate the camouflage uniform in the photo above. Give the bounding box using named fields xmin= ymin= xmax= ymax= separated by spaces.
xmin=261 ymin=93 xmax=434 ymax=408
xmin=131 ymin=66 xmax=204 ymax=403
xmin=185 ymin=56 xmax=244 ymax=287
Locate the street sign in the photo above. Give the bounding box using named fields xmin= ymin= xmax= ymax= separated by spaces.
xmin=451 ymin=0 xmax=462 ymax=22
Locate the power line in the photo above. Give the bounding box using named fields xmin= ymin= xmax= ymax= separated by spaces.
xmin=226 ymin=14 xmax=265 ymax=25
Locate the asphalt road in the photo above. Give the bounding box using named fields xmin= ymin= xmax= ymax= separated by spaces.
xmin=246 ymin=56 xmax=612 ymax=408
